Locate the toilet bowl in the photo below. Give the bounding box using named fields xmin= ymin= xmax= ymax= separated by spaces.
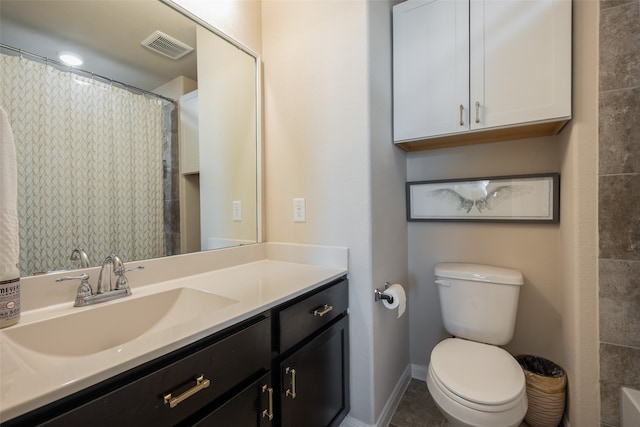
xmin=426 ymin=263 xmax=527 ymax=426
xmin=426 ymin=338 xmax=527 ymax=427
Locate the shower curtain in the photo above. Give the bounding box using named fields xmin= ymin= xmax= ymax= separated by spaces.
xmin=0 ymin=54 xmax=165 ymax=275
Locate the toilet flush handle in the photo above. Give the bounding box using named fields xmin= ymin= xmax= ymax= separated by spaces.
xmin=435 ymin=279 xmax=451 ymax=287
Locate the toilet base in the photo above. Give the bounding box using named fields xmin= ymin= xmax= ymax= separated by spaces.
xmin=426 ymin=364 xmax=527 ymax=427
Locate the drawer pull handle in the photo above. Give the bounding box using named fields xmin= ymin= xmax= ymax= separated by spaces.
xmin=312 ymin=304 xmax=334 ymax=317
xmin=163 ymin=375 xmax=210 ymax=408
xmin=459 ymin=104 xmax=464 ymax=126
xmin=475 ymin=101 xmax=480 ymax=123
xmin=262 ymin=384 xmax=274 ymax=420
xmin=285 ymin=367 xmax=297 ymax=399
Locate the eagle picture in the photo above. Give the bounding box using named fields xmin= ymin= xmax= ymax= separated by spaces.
xmin=429 ymin=184 xmax=533 ymax=214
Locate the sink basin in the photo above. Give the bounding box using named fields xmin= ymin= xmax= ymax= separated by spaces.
xmin=3 ymin=288 xmax=237 ymax=357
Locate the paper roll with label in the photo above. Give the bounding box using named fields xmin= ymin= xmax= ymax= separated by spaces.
xmin=382 ymin=284 xmax=406 ymax=318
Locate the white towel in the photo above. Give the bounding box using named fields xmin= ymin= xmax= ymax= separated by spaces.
xmin=0 ymin=106 xmax=19 ymax=275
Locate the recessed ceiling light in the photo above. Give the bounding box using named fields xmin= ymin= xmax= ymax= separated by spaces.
xmin=58 ymin=51 xmax=83 ymax=67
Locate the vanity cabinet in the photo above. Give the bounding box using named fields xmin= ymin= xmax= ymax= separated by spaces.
xmin=393 ymin=0 xmax=571 ymax=151
xmin=4 ymin=276 xmax=349 ymax=427
xmin=275 ymin=278 xmax=350 ymax=427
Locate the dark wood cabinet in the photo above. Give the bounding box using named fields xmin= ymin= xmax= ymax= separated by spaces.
xmin=275 ymin=277 xmax=350 ymax=427
xmin=3 ymin=276 xmax=348 ymax=427
xmin=279 ymin=316 xmax=349 ymax=427
xmin=192 ymin=373 xmax=273 ymax=427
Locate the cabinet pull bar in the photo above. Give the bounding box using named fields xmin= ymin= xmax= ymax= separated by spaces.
xmin=163 ymin=375 xmax=210 ymax=408
xmin=459 ymin=104 xmax=464 ymax=126
xmin=285 ymin=367 xmax=297 ymax=399
xmin=261 ymin=384 xmax=274 ymax=420
xmin=312 ymin=304 xmax=334 ymax=317
xmin=475 ymin=101 xmax=480 ymax=123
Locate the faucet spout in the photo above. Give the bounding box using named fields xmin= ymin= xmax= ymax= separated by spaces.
xmin=70 ymin=247 xmax=90 ymax=268
xmin=96 ymin=253 xmax=125 ymax=294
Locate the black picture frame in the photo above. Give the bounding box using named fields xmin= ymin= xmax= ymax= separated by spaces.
xmin=406 ymin=173 xmax=560 ymax=223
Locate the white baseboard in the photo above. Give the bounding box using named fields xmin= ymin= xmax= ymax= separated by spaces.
xmin=340 ymin=365 xmax=412 ymax=427
xmin=411 ymin=363 xmax=427 ymax=381
xmin=339 ymin=416 xmax=372 ymax=427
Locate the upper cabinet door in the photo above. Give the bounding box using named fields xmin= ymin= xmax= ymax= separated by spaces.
xmin=393 ymin=0 xmax=469 ymax=141
xmin=393 ymin=0 xmax=572 ymax=150
xmin=469 ymin=0 xmax=572 ymax=130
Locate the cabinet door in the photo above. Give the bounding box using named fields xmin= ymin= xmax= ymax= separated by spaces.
xmin=193 ymin=373 xmax=274 ymax=427
xmin=469 ymin=0 xmax=571 ymax=130
xmin=279 ymin=316 xmax=349 ymax=427
xmin=393 ymin=0 xmax=469 ymax=141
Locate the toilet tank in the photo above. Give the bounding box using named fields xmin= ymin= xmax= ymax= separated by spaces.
xmin=435 ymin=262 xmax=524 ymax=346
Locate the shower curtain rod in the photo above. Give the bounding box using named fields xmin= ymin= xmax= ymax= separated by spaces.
xmin=0 ymin=43 xmax=175 ymax=104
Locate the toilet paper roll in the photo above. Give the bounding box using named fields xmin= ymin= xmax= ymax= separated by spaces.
xmin=382 ymin=283 xmax=406 ymax=319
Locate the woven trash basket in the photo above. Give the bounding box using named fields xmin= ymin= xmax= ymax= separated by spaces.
xmin=516 ymin=355 xmax=567 ymax=427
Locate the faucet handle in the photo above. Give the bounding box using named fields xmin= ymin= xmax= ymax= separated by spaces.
xmin=114 ymin=265 xmax=142 ymax=294
xmin=56 ymin=273 xmax=93 ymax=300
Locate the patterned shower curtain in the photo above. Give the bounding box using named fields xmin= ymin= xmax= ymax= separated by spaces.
xmin=0 ymin=54 xmax=165 ymax=275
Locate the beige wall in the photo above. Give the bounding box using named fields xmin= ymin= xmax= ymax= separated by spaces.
xmin=261 ymin=2 xmax=376 ymax=422
xmin=558 ymin=0 xmax=600 ymax=424
xmin=168 ymin=0 xmax=262 ymax=54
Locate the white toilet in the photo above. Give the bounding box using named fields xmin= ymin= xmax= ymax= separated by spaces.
xmin=426 ymin=262 xmax=528 ymax=427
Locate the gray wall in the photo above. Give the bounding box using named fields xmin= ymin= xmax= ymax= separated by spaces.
xmin=598 ymin=1 xmax=640 ymax=425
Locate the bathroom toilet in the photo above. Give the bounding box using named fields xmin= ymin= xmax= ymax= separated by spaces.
xmin=426 ymin=262 xmax=528 ymax=427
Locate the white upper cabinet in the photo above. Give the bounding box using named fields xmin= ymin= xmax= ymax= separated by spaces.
xmin=393 ymin=0 xmax=572 ymax=151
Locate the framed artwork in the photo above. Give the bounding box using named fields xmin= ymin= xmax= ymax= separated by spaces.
xmin=406 ymin=173 xmax=559 ymax=223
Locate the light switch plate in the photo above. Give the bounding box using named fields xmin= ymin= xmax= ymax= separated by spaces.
xmin=233 ymin=200 xmax=242 ymax=221
xmin=293 ymin=198 xmax=306 ymax=222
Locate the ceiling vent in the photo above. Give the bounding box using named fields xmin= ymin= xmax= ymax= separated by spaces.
xmin=141 ymin=31 xmax=193 ymax=60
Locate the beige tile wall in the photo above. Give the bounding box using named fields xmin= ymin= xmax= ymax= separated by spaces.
xmin=598 ymin=1 xmax=640 ymax=425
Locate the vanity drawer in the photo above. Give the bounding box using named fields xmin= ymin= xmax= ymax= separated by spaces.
xmin=38 ymin=316 xmax=271 ymax=427
xmin=278 ymin=277 xmax=348 ymax=353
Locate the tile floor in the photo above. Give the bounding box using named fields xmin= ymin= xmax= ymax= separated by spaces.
xmin=389 ymin=378 xmax=529 ymax=427
xmin=389 ymin=379 xmax=446 ymax=427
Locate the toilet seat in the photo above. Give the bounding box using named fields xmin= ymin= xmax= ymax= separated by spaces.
xmin=429 ymin=338 xmax=526 ymax=411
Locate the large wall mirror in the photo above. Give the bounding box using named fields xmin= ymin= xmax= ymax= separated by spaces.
xmin=0 ymin=0 xmax=260 ymax=277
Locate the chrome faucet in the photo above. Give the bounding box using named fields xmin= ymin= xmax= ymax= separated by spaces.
xmin=56 ymin=253 xmax=143 ymax=307
xmin=70 ymin=247 xmax=90 ymax=268
xmin=96 ymin=253 xmax=126 ymax=294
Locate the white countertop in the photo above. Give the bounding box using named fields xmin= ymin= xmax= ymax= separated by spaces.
xmin=0 ymin=244 xmax=348 ymax=423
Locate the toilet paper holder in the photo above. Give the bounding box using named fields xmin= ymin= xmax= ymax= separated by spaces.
xmin=374 ymin=282 xmax=394 ymax=304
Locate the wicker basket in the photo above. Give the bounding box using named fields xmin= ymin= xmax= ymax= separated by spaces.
xmin=516 ymin=355 xmax=567 ymax=427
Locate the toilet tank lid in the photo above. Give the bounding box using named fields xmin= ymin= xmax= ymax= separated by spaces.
xmin=435 ymin=262 xmax=523 ymax=285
